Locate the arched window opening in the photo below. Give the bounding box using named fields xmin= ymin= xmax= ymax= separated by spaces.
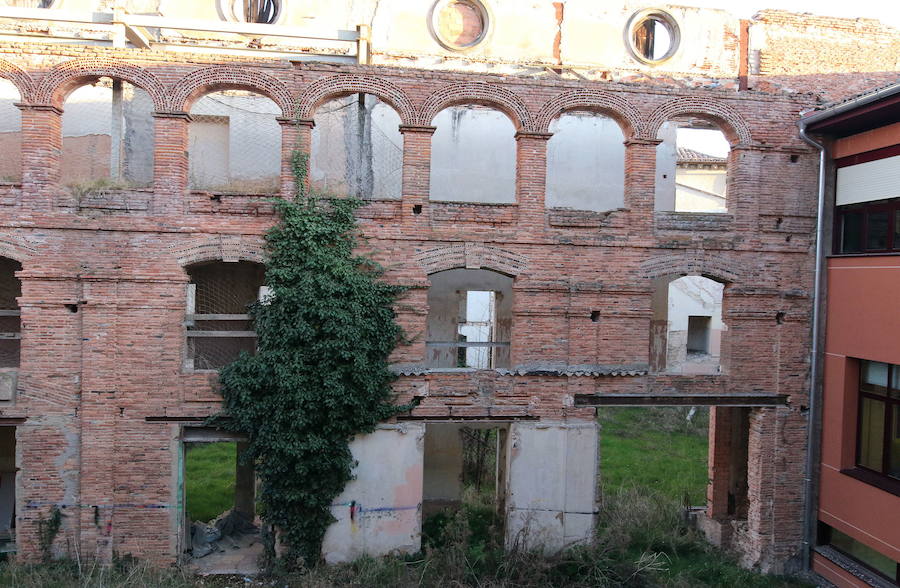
xmin=655 ymin=118 xmax=729 ymax=213
xmin=189 ymin=90 xmax=281 ymax=194
xmin=0 ymin=257 xmax=21 ymax=374
xmin=311 ymin=93 xmax=403 ymax=200
xmin=426 ymin=269 xmax=513 ymax=369
xmin=0 ymin=80 xmax=22 ymax=184
xmin=429 ymin=106 xmax=515 ymax=204
xmin=650 ymin=275 xmax=724 ymax=375
xmin=546 ymin=111 xmax=624 ymax=212
xmin=61 ymin=78 xmax=155 ymax=190
xmin=184 ymin=261 xmax=266 ymax=371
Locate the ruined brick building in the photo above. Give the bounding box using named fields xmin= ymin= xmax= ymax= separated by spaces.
xmin=0 ymin=0 xmax=896 ymax=580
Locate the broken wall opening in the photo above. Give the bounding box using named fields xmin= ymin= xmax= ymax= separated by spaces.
xmin=655 ymin=117 xmax=729 ymax=213
xmin=599 ymin=406 xmax=710 ymax=508
xmin=188 ymin=90 xmax=281 ymax=193
xmin=426 ymin=269 xmax=513 ymax=369
xmin=703 ymin=406 xmax=750 ymax=546
xmin=181 ymin=428 xmax=260 ymax=575
xmin=650 ymin=275 xmax=725 ymax=375
xmin=422 ymin=423 xmax=508 ymax=548
xmin=0 ymin=80 xmax=21 ymax=183
xmin=546 ymin=111 xmax=625 ymax=211
xmin=61 ymin=78 xmax=155 ymax=190
xmin=311 ymin=93 xmax=403 ymax=199
xmin=184 ymin=260 xmax=266 ymax=371
xmin=429 ymin=105 xmax=516 ymax=204
xmin=0 ymin=426 xmax=15 ymax=555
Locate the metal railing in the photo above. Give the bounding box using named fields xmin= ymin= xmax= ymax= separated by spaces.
xmin=0 ymin=6 xmax=369 ymax=62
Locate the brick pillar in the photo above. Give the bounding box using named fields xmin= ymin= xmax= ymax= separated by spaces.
xmin=514 ymin=131 xmax=552 ymax=226
xmin=77 ymin=280 xmax=121 ymax=563
xmin=293 ymin=119 xmax=315 ymax=196
xmin=708 ymin=406 xmax=734 ymax=519
xmin=151 ymin=112 xmax=190 ymax=216
xmin=18 ymin=104 xmax=62 ymax=211
xmin=623 ymin=138 xmax=659 ymax=231
xmin=728 ymin=145 xmax=761 ymax=235
xmin=278 ymin=118 xmax=302 ymax=199
xmin=398 ymin=125 xmax=435 ymax=218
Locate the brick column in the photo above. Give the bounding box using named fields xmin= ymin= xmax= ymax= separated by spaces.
xmin=18 ymin=104 xmax=62 ymax=211
xmin=278 ymin=118 xmax=302 ymax=199
xmin=623 ymin=138 xmax=659 ymax=231
xmin=514 ymin=131 xmax=552 ymax=225
xmin=151 ymin=112 xmax=190 ymax=216
xmin=728 ymin=145 xmax=762 ymax=235
xmin=398 ymin=125 xmax=435 ymax=218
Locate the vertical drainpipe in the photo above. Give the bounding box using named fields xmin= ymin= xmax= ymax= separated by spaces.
xmin=797 ymin=119 xmax=826 ymax=573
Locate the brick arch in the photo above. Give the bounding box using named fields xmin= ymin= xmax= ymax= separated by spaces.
xmin=534 ymin=89 xmax=642 ymax=137
xmin=294 ymin=74 xmax=416 ymax=123
xmin=35 ymin=58 xmax=167 ymax=111
xmin=0 ymin=59 xmax=35 ymax=103
xmin=173 ymin=235 xmax=266 ymax=268
xmin=0 ymin=236 xmax=38 ymax=264
xmin=418 ymin=82 xmax=533 ymax=130
xmin=640 ymin=253 xmax=743 ymax=284
xmin=642 ymin=97 xmax=752 ymax=145
xmin=169 ymin=66 xmax=293 ymax=116
xmin=416 ymin=243 xmax=527 ymax=277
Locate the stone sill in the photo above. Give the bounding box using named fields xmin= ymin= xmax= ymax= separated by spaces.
xmin=840 ymin=467 xmax=900 ymax=497
xmin=188 ymin=190 xmax=277 ymax=215
xmin=58 ymin=187 xmax=153 ymax=212
xmin=655 ymin=211 xmax=734 ymax=231
xmin=548 ymin=208 xmax=618 ymax=228
xmin=428 ymin=201 xmax=518 ymax=224
xmin=814 ymin=546 xmax=898 ymax=588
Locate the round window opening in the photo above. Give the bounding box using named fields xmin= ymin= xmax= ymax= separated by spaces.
xmin=626 ymin=9 xmax=680 ymax=64
xmin=221 ymin=0 xmax=281 ymax=24
xmin=431 ymin=0 xmax=490 ymax=51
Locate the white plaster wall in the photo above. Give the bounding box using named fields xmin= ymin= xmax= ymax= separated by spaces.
xmin=322 ymin=423 xmax=425 ymax=564
xmin=505 ymin=421 xmax=598 ymax=553
xmin=675 ymin=168 xmax=726 ymax=212
xmin=0 ymin=79 xmax=20 ymax=134
xmin=667 ymin=276 xmax=724 ymax=367
xmin=654 ymin=122 xmax=678 ymax=211
xmin=429 ymin=106 xmax=516 ymax=204
xmin=546 ymin=113 xmax=625 ymax=212
xmin=189 ymin=92 xmax=281 ymax=191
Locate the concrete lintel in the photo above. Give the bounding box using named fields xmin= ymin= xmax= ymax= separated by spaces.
xmin=575 ymin=394 xmax=788 ymax=407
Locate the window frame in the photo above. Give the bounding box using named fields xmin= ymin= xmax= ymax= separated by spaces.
xmin=833 ymin=198 xmax=900 ymax=255
xmin=855 ymin=359 xmax=900 ymax=483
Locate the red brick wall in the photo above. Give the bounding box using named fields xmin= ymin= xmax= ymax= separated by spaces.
xmin=0 ymin=42 xmax=824 ymax=571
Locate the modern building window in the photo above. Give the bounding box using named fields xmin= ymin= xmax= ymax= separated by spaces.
xmin=834 ymin=198 xmax=900 ymax=254
xmin=857 ymin=360 xmax=900 ymax=481
xmin=819 ymin=523 xmax=900 ymax=584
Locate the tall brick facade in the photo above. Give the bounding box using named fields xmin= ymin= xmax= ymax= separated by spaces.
xmin=0 ymin=0 xmax=894 ymax=572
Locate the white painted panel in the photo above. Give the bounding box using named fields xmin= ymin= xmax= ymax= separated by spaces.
xmin=322 ymin=424 xmax=424 ymax=563
xmin=836 ymin=155 xmax=900 ymax=206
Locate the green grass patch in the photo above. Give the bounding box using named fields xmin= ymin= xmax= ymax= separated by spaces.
xmin=599 ymin=407 xmax=709 ymax=505
xmin=184 ymin=442 xmax=235 ymax=522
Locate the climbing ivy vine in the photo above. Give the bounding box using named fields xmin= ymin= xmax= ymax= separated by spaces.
xmin=213 ymin=150 xmax=405 ymax=567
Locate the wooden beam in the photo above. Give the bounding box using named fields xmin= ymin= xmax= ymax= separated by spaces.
xmin=575 ymin=394 xmax=789 ymax=407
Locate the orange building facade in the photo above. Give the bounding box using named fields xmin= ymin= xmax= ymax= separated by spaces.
xmin=804 ymin=85 xmax=900 ymax=587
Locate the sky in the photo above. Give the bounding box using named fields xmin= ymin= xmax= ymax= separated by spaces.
xmin=681 ymin=0 xmax=900 ymax=28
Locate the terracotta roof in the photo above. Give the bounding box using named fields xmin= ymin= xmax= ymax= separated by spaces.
xmin=676 ymin=147 xmax=726 ymax=164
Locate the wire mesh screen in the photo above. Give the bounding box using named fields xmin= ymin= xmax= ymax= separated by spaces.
xmin=0 ymin=79 xmax=21 ymax=183
xmin=311 ymin=94 xmax=403 ymax=200
xmin=189 ymin=91 xmax=281 ymax=194
xmin=0 ymin=257 xmax=21 ymax=369
xmin=186 ymin=261 xmax=265 ymax=370
xmin=61 ymin=78 xmax=155 ymax=189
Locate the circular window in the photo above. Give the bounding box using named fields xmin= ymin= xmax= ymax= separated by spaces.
xmin=220 ymin=0 xmax=282 ymax=24
xmin=430 ymin=0 xmax=491 ymax=51
xmin=625 ymin=9 xmax=680 ymax=65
